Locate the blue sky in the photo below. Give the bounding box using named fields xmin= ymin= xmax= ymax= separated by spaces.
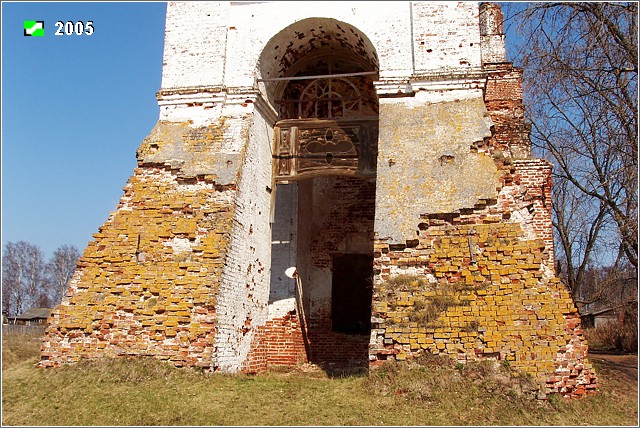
xmin=2 ymin=1 xmax=167 ymax=258
xmin=1 ymin=1 xmax=526 ymax=260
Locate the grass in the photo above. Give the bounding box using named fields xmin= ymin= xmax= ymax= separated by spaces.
xmin=584 ymin=320 xmax=638 ymax=354
xmin=2 ymin=333 xmax=638 ymax=426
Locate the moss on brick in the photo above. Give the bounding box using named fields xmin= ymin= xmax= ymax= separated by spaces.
xmin=371 ymin=222 xmax=597 ymax=398
xmin=40 ymin=163 xmax=236 ymax=369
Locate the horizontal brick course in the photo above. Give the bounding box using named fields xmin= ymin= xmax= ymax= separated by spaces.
xmin=371 ymin=221 xmax=596 ymax=397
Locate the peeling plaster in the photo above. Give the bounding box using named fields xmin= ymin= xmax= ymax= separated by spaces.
xmin=375 ymin=96 xmax=500 ymax=243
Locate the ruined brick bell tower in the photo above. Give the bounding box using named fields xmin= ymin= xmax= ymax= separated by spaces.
xmin=41 ymin=1 xmax=597 ymax=398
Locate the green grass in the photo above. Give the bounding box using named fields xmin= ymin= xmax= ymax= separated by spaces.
xmin=2 ymin=334 xmax=637 ymax=426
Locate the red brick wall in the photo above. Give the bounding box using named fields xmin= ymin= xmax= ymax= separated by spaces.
xmin=243 ymin=311 xmax=307 ymax=373
xmin=304 ymin=177 xmax=375 ymax=368
xmin=305 ymin=311 xmax=371 ymax=368
xmin=484 ymin=63 xmax=530 ymax=158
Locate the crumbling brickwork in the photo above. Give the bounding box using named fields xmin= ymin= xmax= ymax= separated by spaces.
xmin=484 ymin=65 xmax=530 ymax=159
xmin=370 ymin=197 xmax=596 ymax=397
xmin=41 ymin=131 xmax=236 ymax=366
xmin=40 ymin=1 xmax=596 ymax=399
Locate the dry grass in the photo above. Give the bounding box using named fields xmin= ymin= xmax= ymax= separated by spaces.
xmin=1 ymin=333 xmax=637 ymax=426
xmin=1 ymin=333 xmax=42 ymax=369
xmin=584 ymin=320 xmax=638 ymax=353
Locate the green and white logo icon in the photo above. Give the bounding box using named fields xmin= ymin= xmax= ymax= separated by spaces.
xmin=24 ymin=20 xmax=44 ymax=37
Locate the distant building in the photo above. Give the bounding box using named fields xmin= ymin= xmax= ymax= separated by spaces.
xmin=13 ymin=308 xmax=52 ymax=326
xmin=580 ymin=301 xmax=634 ymax=329
xmin=575 ymin=266 xmax=637 ymax=329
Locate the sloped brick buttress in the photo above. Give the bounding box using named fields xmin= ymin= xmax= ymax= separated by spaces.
xmin=40 ymin=123 xmax=236 ymax=368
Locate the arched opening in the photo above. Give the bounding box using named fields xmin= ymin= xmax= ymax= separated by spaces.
xmin=275 ymin=52 xmax=378 ymax=120
xmin=259 ymin=18 xmax=379 ymax=371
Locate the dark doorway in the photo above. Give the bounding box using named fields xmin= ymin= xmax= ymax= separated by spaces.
xmin=332 ymin=254 xmax=373 ymax=335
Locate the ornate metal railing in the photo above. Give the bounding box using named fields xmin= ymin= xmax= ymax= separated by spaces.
xmin=273 ymin=118 xmax=378 ymax=180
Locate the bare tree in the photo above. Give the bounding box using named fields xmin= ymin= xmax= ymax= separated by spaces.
xmin=552 ymin=174 xmax=610 ymax=301
xmin=2 ymin=241 xmax=48 ymax=317
xmin=2 ymin=242 xmax=24 ymax=317
xmin=46 ymin=244 xmax=81 ymax=305
xmin=506 ymin=2 xmax=638 ymax=292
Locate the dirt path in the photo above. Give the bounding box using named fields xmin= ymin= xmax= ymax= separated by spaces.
xmin=589 ymin=353 xmax=638 ymax=392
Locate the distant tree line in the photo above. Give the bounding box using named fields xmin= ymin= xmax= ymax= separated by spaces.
xmin=504 ymin=3 xmax=637 ymax=313
xmin=2 ymin=241 xmax=80 ymax=317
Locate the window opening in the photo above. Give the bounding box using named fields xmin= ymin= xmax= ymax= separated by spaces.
xmin=275 ymin=55 xmax=378 ymax=120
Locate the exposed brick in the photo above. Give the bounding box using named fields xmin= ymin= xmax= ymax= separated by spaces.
xmin=40 ymin=1 xmax=596 ymax=399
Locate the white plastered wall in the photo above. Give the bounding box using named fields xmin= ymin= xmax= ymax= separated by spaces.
xmin=212 ymin=106 xmax=274 ymax=372
xmin=160 ymin=1 xmax=484 ymax=91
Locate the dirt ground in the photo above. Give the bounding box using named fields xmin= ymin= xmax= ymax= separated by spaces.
xmin=589 ymin=353 xmax=638 ymax=393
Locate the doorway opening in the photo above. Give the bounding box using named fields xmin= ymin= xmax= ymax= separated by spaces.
xmin=332 ymin=254 xmax=374 ymax=335
xmin=260 ymin=18 xmax=379 ymax=371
